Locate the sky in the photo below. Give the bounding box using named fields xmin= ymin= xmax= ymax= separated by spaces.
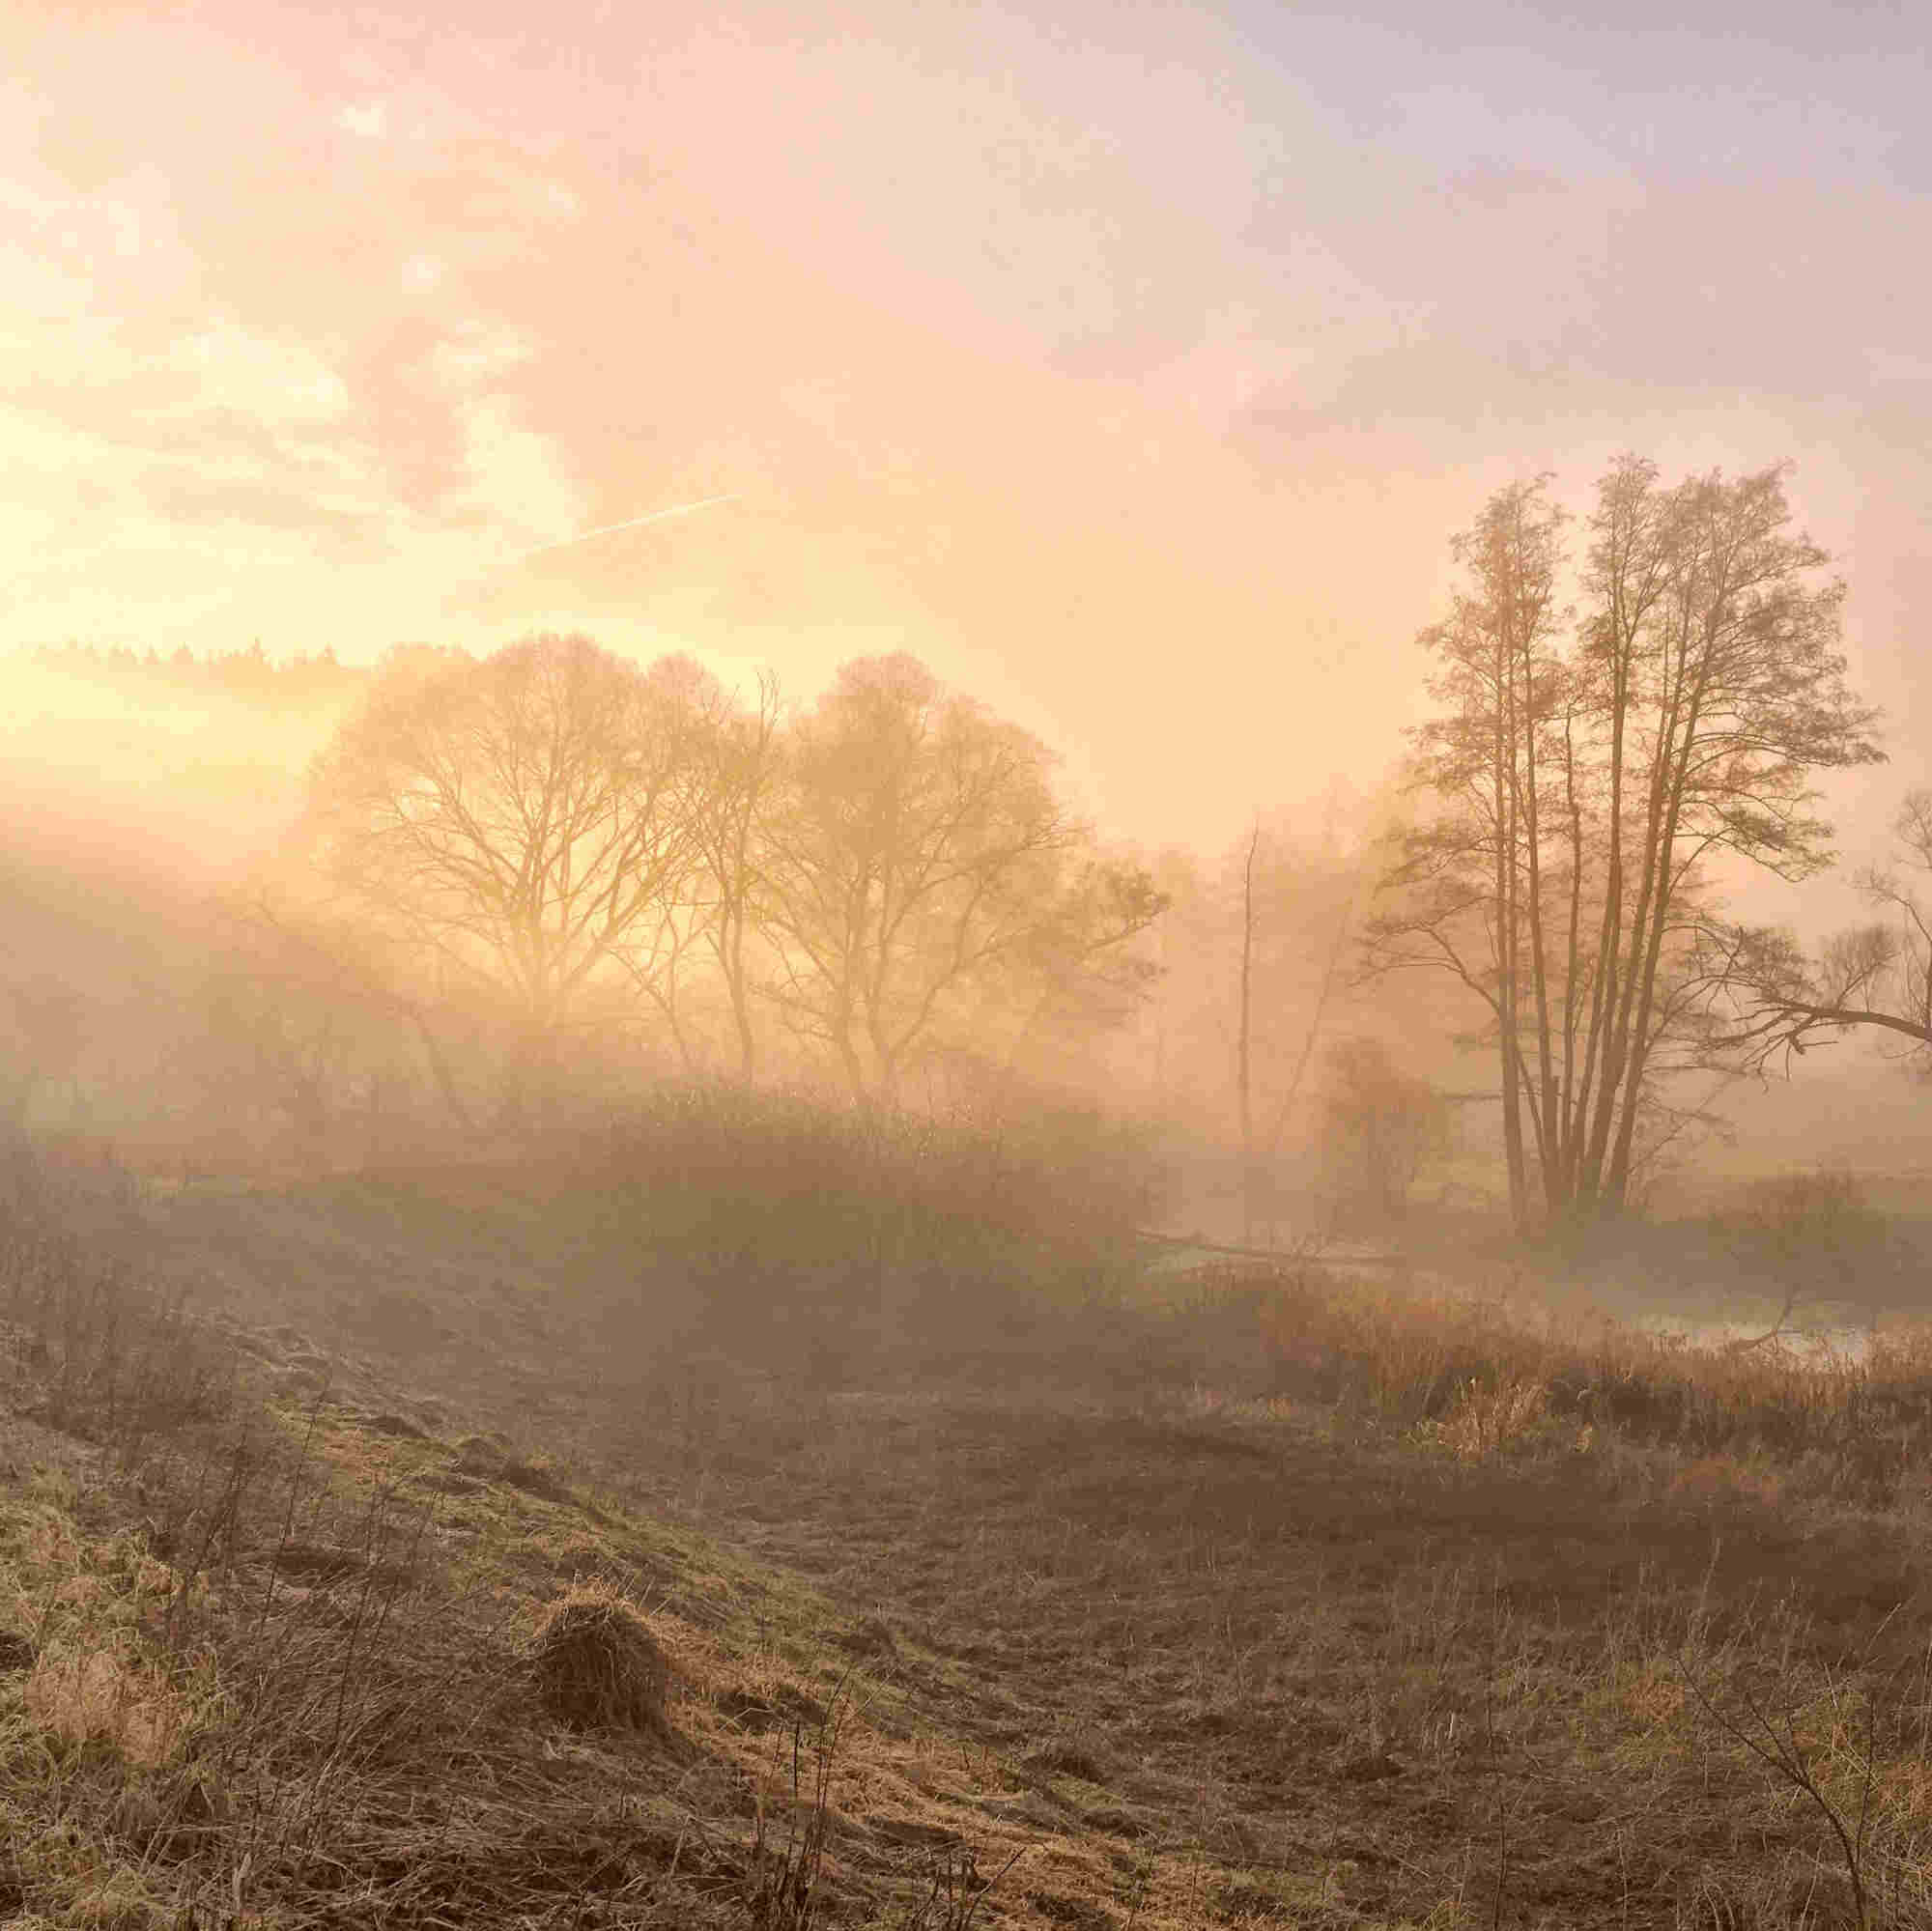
xmin=4 ymin=0 xmax=1930 ymax=897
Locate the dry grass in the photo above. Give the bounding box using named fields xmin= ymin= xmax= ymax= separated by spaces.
xmin=21 ymin=1640 xmax=193 ymax=1767
xmin=1159 ymin=1256 xmax=1932 ymax=1517
xmin=14 ymin=1141 xmax=1932 ymax=1923
xmin=531 ymin=1579 xmax=672 ymax=1734
xmin=0 ymin=1218 xmax=1082 ymax=1926
xmin=609 ymin=1344 xmax=1932 ymax=1929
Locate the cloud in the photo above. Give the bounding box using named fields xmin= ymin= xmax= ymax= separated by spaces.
xmin=0 ymin=3 xmax=1925 ymax=861
xmin=1253 ymin=167 xmax=1932 ymax=412
xmin=337 ymin=99 xmax=386 ymax=139
xmin=137 ymin=468 xmax=375 ymax=542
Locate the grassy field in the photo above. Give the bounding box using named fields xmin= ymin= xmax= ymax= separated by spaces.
xmin=6 ymin=1147 xmax=1932 ymax=1927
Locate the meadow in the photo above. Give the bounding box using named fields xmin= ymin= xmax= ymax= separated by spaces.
xmin=5 ymin=1111 xmax=1932 ymax=1929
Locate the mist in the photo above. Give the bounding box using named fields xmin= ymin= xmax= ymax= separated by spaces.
xmin=8 ymin=9 xmax=1932 ymax=1927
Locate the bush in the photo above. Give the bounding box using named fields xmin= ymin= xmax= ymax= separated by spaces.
xmin=1317 ymin=1038 xmax=1448 ymax=1230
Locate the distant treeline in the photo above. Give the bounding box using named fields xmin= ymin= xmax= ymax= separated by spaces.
xmin=25 ymin=640 xmax=372 ymax=714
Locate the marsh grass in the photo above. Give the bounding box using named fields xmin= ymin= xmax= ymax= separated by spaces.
xmin=1157 ymin=1256 xmax=1932 ymax=1513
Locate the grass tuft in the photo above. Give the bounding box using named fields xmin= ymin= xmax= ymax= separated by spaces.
xmin=529 ymin=1580 xmax=672 ymax=1736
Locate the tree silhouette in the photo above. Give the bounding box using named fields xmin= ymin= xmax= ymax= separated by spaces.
xmin=755 ymin=654 xmax=1162 ymax=1105
xmin=303 ymin=633 xmax=706 ymax=1124
xmin=1366 ymin=460 xmax=1881 ymax=1224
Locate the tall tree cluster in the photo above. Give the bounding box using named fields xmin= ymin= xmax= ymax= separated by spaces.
xmin=279 ymin=635 xmax=1164 ymax=1132
xmin=1365 ymin=458 xmax=1882 ymax=1227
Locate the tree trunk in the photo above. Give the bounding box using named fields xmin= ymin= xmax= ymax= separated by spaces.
xmin=1237 ymin=820 xmax=1258 ymax=1246
xmin=1494 ymin=629 xmax=1529 ymax=1232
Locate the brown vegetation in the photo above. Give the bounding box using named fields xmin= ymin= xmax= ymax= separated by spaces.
xmin=7 ymin=1126 xmax=1932 ymax=1925
xmin=530 ymin=1582 xmax=673 ymax=1734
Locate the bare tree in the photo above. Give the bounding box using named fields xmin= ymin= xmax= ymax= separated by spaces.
xmin=1236 ymin=817 xmax=1260 ymax=1239
xmin=600 ymin=661 xmax=785 ymax=1081
xmin=1134 ymin=843 xmax=1210 ymax=1120
xmin=969 ymin=850 xmax=1169 ymax=1108
xmin=1230 ymin=816 xmax=1362 ymax=1242
xmin=1703 ymin=788 xmax=1932 ymax=1071
xmin=1366 ymin=460 xmax=1881 ymax=1226
xmin=755 ymin=653 xmax=1162 ymax=1105
xmin=1122 ymin=815 xmax=1365 ymax=1243
xmin=1363 ymin=479 xmax=1566 ymax=1228
xmin=691 ymin=665 xmax=784 ymax=1082
xmin=303 ymin=633 xmax=706 ymax=1124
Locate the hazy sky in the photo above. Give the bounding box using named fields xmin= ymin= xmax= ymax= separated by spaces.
xmin=5 ymin=0 xmax=1929 ymax=884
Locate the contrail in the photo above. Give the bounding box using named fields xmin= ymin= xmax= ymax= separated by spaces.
xmin=508 ymin=493 xmax=740 ymax=562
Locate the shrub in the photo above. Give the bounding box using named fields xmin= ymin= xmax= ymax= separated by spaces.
xmin=1317 ymin=1038 xmax=1449 ymax=1230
